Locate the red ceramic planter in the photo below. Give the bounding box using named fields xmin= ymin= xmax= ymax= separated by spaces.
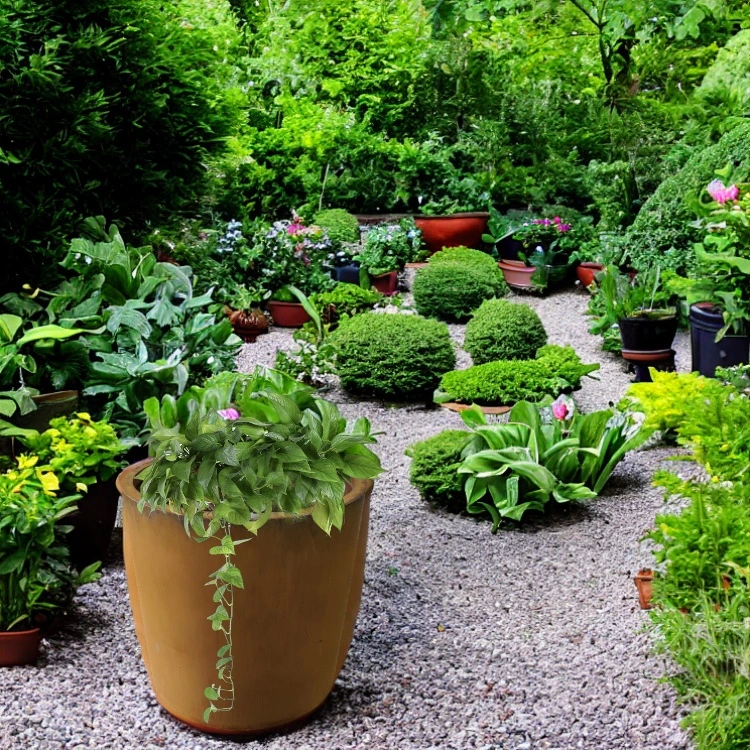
xmin=414 ymin=213 xmax=489 ymax=255
xmin=576 ymin=262 xmax=605 ymax=288
xmin=0 ymin=628 xmax=42 ymax=666
xmin=267 ymin=301 xmax=311 ymax=328
xmin=371 ymin=271 xmax=398 ymax=295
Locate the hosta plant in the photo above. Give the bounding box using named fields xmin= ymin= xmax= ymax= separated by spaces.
xmin=459 ymin=398 xmax=650 ymax=530
xmin=138 ymin=368 xmax=382 ymax=723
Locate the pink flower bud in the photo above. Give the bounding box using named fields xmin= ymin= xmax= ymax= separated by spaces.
xmin=551 ymin=396 xmax=573 ymax=421
xmin=218 ymin=408 xmax=241 ymax=420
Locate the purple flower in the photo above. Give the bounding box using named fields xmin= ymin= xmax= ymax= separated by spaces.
xmin=551 ymin=396 xmax=574 ymax=421
xmin=707 ymin=180 xmax=740 ymax=205
xmin=218 ymin=408 xmax=240 ymax=420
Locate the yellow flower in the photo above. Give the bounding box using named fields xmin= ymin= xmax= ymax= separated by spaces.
xmin=712 ymin=476 xmax=720 ymax=483
xmin=75 ymin=412 xmax=92 ymax=422
xmin=16 ymin=454 xmax=38 ymax=470
xmin=36 ymin=470 xmax=60 ymax=495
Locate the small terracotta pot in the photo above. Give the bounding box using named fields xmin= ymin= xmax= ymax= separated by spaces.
xmin=0 ymin=628 xmax=42 ymax=667
xmin=118 ymin=460 xmax=374 ymax=735
xmin=227 ymin=308 xmax=270 ymax=343
xmin=634 ymin=569 xmax=655 ymax=610
xmin=498 ymin=260 xmax=536 ymax=289
xmin=414 ymin=213 xmax=490 ymax=255
xmin=371 ymin=271 xmax=398 ymax=296
xmin=576 ymin=262 xmax=605 ymax=288
xmin=267 ymin=301 xmax=311 ymax=328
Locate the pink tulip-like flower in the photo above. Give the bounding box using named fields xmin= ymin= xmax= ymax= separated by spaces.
xmin=707 ymin=180 xmax=740 ymax=205
xmin=218 ymin=408 xmax=241 ymax=420
xmin=551 ymin=396 xmax=573 ymax=421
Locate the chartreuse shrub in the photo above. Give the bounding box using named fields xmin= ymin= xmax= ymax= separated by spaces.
xmin=412 ymin=261 xmax=506 ymax=323
xmin=0 ymin=0 xmax=247 ymax=291
xmin=436 ymin=345 xmax=599 ymax=407
xmin=312 ymin=209 xmax=360 ymax=244
xmin=428 ymin=247 xmax=500 ymax=273
xmin=457 ymin=399 xmax=650 ymax=529
xmin=331 ymin=312 xmax=455 ymax=400
xmin=464 ymin=300 xmax=547 ymax=365
xmin=405 ymin=430 xmax=470 ymax=513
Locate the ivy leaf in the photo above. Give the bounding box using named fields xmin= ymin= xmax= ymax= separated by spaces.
xmin=217 ymin=564 xmax=244 ymax=589
xmin=204 ymin=686 xmax=220 ymax=701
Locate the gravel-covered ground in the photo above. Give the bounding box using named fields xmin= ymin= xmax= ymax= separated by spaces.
xmin=0 ymin=286 xmax=694 ymax=750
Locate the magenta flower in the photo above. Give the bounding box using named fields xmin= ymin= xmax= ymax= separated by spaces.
xmin=287 ymin=223 xmax=305 ymax=236
xmin=707 ymin=180 xmax=740 ymax=205
xmin=551 ymin=396 xmax=573 ymax=421
xmin=218 ymin=408 xmax=241 ymax=420
xmin=556 ymin=223 xmax=572 ymax=233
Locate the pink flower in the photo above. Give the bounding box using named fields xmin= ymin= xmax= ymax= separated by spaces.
xmin=556 ymin=223 xmax=572 ymax=233
xmin=707 ymin=180 xmax=740 ymax=205
xmin=287 ymin=223 xmax=305 ymax=236
xmin=218 ymin=408 xmax=240 ymax=420
xmin=551 ymin=396 xmax=573 ymax=421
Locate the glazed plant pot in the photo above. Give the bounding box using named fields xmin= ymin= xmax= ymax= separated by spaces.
xmin=497 ymin=237 xmax=525 ymax=262
xmin=690 ymin=302 xmax=750 ymax=377
xmin=13 ymin=390 xmax=79 ymax=432
xmin=66 ymin=477 xmax=120 ymax=571
xmin=370 ymin=271 xmax=398 ymax=296
xmin=633 ymin=569 xmax=655 ymax=610
xmin=0 ymin=628 xmax=42 ymax=667
xmin=498 ymin=260 xmax=535 ymax=290
xmin=267 ymin=301 xmax=311 ymax=328
xmin=576 ymin=262 xmax=605 ymax=288
xmin=331 ymin=264 xmax=361 ymax=285
xmin=618 ymin=313 xmax=678 ymax=352
xmin=414 ymin=213 xmax=489 ymax=255
xmin=227 ymin=308 xmax=270 ymax=343
xmin=117 ymin=460 xmax=374 ymax=735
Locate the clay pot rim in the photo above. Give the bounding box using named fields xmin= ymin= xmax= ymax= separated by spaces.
xmin=117 ymin=459 xmax=373 ymax=522
xmin=578 ymin=261 xmax=605 ymax=269
xmin=498 ymin=260 xmax=534 ymax=273
xmin=414 ymin=212 xmax=490 ymax=220
xmin=267 ymin=300 xmax=305 ymax=308
xmin=0 ymin=626 xmax=42 ymax=637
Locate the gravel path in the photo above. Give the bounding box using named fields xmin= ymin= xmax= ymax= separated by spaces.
xmin=0 ymin=287 xmax=693 ymax=750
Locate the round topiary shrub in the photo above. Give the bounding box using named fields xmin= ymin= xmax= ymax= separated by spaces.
xmin=406 ymin=430 xmax=469 ymax=513
xmin=464 ymin=299 xmax=547 ymax=365
xmin=331 ymin=312 xmax=456 ymax=400
xmin=412 ymin=262 xmax=506 ymax=323
xmin=428 ymin=246 xmax=500 ymax=273
xmin=313 ymin=209 xmax=361 ymax=244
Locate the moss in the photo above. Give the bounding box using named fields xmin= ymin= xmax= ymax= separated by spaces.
xmin=331 ymin=312 xmax=456 ymax=400
xmin=464 ymin=299 xmax=547 ymax=365
xmin=405 ymin=429 xmax=469 ymax=512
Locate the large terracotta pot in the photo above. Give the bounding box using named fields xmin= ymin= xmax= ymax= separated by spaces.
xmin=267 ymin=301 xmax=311 ymax=328
xmin=414 ymin=212 xmax=489 ymax=255
xmin=117 ymin=460 xmax=374 ymax=735
xmin=0 ymin=628 xmax=42 ymax=667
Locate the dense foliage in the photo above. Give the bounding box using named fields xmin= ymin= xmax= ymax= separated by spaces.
xmin=464 ymin=299 xmax=547 ymax=364
xmin=332 ymin=313 xmax=456 ymax=400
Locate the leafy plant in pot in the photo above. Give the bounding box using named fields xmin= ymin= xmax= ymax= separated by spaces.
xmin=225 ymin=284 xmax=269 ymax=343
xmin=358 ymin=219 xmax=422 ymax=295
xmin=117 ymin=368 xmax=382 ymax=734
xmin=0 ymin=460 xmax=100 ymax=665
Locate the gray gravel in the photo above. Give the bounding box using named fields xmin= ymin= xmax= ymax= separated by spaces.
xmin=0 ymin=287 xmax=693 ymax=750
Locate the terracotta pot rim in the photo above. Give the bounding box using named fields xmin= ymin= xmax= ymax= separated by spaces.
xmin=578 ymin=261 xmax=605 ymax=268
xmin=498 ymin=261 xmax=534 ymax=273
xmin=267 ymin=300 xmax=304 ymax=309
xmin=414 ymin=212 xmax=490 ymax=220
xmin=117 ymin=459 xmax=373 ymax=522
xmin=0 ymin=626 xmax=42 ymax=637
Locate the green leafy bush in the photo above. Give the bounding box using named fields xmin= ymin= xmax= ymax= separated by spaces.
xmin=464 ymin=300 xmax=547 ymax=365
xmin=623 ymin=121 xmax=750 ymax=274
xmin=331 ymin=313 xmax=455 ymax=400
xmin=405 ymin=430 xmax=469 ymax=512
xmin=309 ymin=285 xmax=382 ymax=327
xmin=312 ymin=209 xmax=361 ymax=244
xmin=412 ymin=262 xmax=506 ymax=323
xmin=436 ymin=345 xmax=599 ymax=406
xmin=0 ymin=0 xmax=247 ymax=292
xmin=428 ymin=247 xmax=499 ymax=272
xmin=459 ymin=399 xmax=650 ymax=529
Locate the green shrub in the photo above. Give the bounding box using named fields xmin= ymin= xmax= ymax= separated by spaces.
xmin=428 ymin=246 xmax=499 ymax=272
xmin=312 ymin=209 xmax=361 ymax=244
xmin=331 ymin=312 xmax=456 ymax=400
xmin=437 ymin=345 xmax=599 ymax=406
xmin=412 ymin=263 xmax=506 ymax=323
xmin=309 ymin=284 xmax=382 ymax=326
xmin=464 ymin=299 xmax=547 ymax=365
xmin=623 ymin=121 xmax=750 ymax=274
xmin=0 ymin=0 xmax=247 ymax=292
xmin=405 ymin=430 xmax=469 ymax=512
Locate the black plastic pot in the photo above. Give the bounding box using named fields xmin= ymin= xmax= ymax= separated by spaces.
xmin=690 ymin=303 xmax=750 ymax=377
xmin=331 ymin=264 xmax=361 ymax=284
xmin=498 ymin=237 xmax=525 ymax=262
xmin=618 ymin=313 xmax=678 ymax=352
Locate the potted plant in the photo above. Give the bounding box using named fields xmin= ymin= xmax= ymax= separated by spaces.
xmin=482 ymin=207 xmax=527 ymax=261
xmin=0 ymin=460 xmax=100 ymax=666
xmin=667 ymin=176 xmax=750 ymax=376
xmin=358 ymin=220 xmax=422 ymax=294
xmin=414 ymin=196 xmax=489 ymax=255
xmin=17 ymin=413 xmax=130 ymax=570
xmin=116 ymin=368 xmax=382 ymax=734
xmin=225 ymin=285 xmax=270 ymax=342
xmin=267 ymin=285 xmax=313 ymax=328
xmin=325 ymin=246 xmax=361 ymax=285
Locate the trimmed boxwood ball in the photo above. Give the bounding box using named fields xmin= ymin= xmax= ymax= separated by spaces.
xmin=406 ymin=430 xmax=469 ymax=513
xmin=312 ymin=208 xmax=361 ymax=244
xmin=331 ymin=312 xmax=456 ymax=400
xmin=464 ymin=299 xmax=547 ymax=365
xmin=429 ymin=246 xmax=500 ymax=273
xmin=413 ymin=262 xmax=507 ymax=323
